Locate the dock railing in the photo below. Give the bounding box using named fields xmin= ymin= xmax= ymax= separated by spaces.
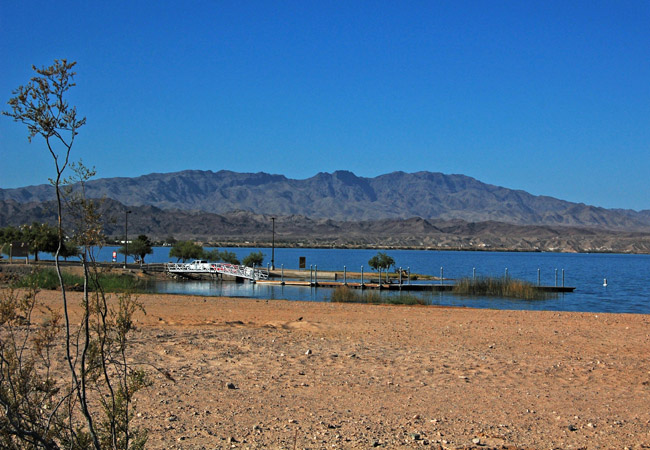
xmin=164 ymin=262 xmax=268 ymax=281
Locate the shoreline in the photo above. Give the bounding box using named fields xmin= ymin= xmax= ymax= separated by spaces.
xmin=14 ymin=290 xmax=650 ymax=449
xmin=194 ymin=242 xmax=650 ymax=255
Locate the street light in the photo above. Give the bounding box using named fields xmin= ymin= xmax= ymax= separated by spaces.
xmin=271 ymin=217 xmax=275 ymax=270
xmin=124 ymin=210 xmax=132 ymax=268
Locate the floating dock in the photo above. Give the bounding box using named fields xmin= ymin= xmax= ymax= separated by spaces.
xmin=162 ymin=264 xmax=575 ymax=293
xmin=257 ymin=279 xmax=575 ymax=293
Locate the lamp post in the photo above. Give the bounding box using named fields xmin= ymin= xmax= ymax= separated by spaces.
xmin=124 ymin=210 xmax=132 ymax=268
xmin=271 ymin=217 xmax=275 ymax=270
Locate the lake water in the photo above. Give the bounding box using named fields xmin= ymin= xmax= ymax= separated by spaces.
xmin=77 ymin=247 xmax=650 ymax=314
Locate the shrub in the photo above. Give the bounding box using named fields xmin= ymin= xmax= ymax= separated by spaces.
xmin=15 ymin=268 xmax=84 ymax=290
xmin=15 ymin=268 xmax=145 ymax=293
xmin=2 ymin=58 xmax=148 ymax=450
xmin=242 ymin=251 xmax=264 ymax=267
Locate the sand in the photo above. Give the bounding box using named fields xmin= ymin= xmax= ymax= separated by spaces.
xmin=17 ymin=290 xmax=650 ymax=449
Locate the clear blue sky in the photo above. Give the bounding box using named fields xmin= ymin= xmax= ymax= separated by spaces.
xmin=1 ymin=1 xmax=649 ymax=210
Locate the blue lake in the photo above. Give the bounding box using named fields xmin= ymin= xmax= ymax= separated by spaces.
xmin=80 ymin=247 xmax=650 ymax=314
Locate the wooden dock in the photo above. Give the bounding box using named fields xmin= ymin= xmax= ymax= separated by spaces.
xmin=256 ymin=279 xmax=575 ymax=293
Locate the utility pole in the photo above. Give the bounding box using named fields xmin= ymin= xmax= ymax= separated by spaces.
xmin=124 ymin=210 xmax=132 ymax=268
xmin=271 ymin=217 xmax=275 ymax=270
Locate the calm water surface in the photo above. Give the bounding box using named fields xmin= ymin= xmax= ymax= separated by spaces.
xmin=89 ymin=247 xmax=650 ymax=314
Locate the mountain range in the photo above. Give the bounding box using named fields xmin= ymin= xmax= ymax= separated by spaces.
xmin=2 ymin=170 xmax=650 ymax=253
xmin=2 ymin=198 xmax=650 ymax=253
xmin=2 ymin=169 xmax=649 ymax=230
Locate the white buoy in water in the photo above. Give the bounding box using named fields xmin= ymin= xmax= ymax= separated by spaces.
xmin=603 ymin=278 xmax=608 ymax=287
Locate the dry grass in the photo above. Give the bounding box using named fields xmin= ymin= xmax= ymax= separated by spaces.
xmin=452 ymin=276 xmax=555 ymax=300
xmin=330 ymin=285 xmax=426 ymax=305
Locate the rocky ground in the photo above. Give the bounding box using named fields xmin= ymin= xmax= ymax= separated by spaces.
xmin=13 ymin=290 xmax=650 ymax=449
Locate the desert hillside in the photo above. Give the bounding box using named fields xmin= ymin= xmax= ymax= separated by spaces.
xmin=2 ymin=170 xmax=649 ymax=229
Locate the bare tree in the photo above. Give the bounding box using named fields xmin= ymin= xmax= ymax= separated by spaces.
xmin=2 ymin=60 xmax=147 ymax=449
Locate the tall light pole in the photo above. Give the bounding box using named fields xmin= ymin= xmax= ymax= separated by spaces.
xmin=271 ymin=217 xmax=275 ymax=270
xmin=124 ymin=210 xmax=132 ymax=268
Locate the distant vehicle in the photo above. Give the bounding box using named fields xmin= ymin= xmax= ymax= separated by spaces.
xmin=187 ymin=260 xmax=209 ymax=269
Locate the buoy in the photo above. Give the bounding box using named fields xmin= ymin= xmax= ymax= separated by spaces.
xmin=603 ymin=278 xmax=608 ymax=287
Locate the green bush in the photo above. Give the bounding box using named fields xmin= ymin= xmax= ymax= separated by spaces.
xmin=15 ymin=268 xmax=84 ymax=290
xmin=15 ymin=268 xmax=145 ymax=292
xmin=242 ymin=251 xmax=264 ymax=267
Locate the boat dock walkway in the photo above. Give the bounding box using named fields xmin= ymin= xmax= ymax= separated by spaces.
xmin=163 ymin=263 xmax=575 ymax=293
xmin=165 ymin=261 xmax=269 ymax=281
xmin=257 ymin=279 xmax=575 ymax=293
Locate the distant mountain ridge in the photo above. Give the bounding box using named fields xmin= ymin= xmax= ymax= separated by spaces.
xmin=2 ymin=198 xmax=650 ymax=254
xmin=1 ymin=169 xmax=649 ymax=231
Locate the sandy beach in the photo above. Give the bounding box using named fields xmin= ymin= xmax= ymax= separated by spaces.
xmin=20 ymin=290 xmax=650 ymax=449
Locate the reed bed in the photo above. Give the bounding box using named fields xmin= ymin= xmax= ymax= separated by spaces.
xmin=452 ymin=276 xmax=555 ymax=300
xmin=330 ymin=286 xmax=426 ymax=305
